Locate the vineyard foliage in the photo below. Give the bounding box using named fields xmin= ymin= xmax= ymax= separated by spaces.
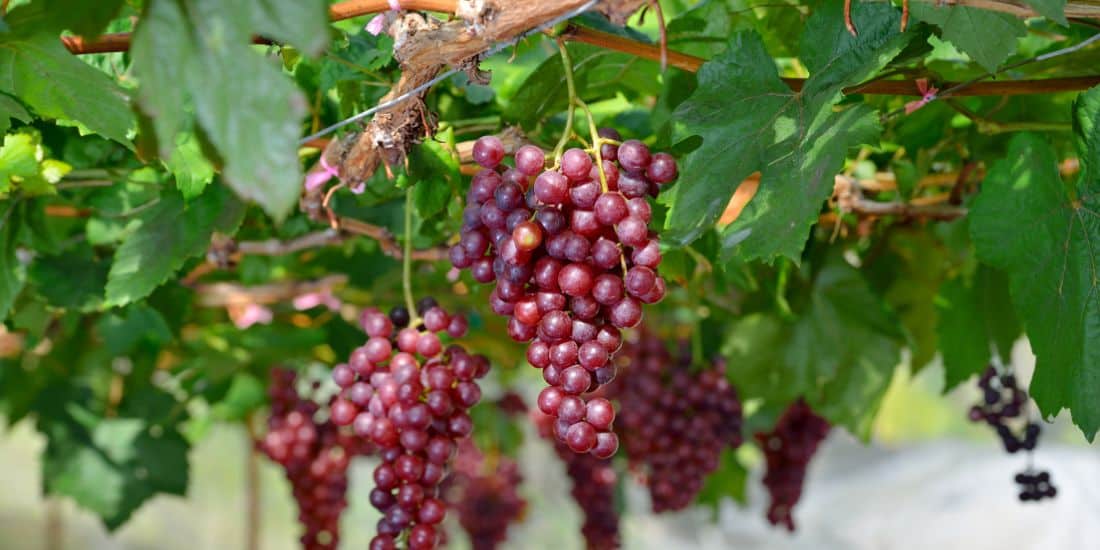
xmin=0 ymin=0 xmax=1099 ymax=532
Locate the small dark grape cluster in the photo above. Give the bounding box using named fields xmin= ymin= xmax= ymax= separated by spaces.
xmin=968 ymin=366 xmax=1040 ymax=452
xmin=967 ymin=366 xmax=1056 ymax=502
xmin=328 ymin=298 xmax=488 ymax=550
xmin=534 ymin=409 xmax=621 ymax=550
xmin=259 ymin=368 xmax=372 ymax=550
xmin=609 ymin=331 xmax=744 ymax=512
xmin=451 ymin=131 xmax=677 ymax=457
xmin=755 ymin=399 xmax=830 ymax=532
xmin=445 ymin=438 xmax=527 ymax=550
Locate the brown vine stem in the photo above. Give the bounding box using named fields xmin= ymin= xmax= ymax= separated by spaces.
xmin=61 ymin=2 xmax=1100 ymax=99
xmin=834 ymin=176 xmax=967 ymax=221
xmin=194 ymin=275 xmax=349 ymax=307
xmin=60 ymin=0 xmax=459 ymax=54
xmin=61 ymin=0 xmax=1100 ymax=55
xmin=183 ymin=217 xmax=445 ymax=286
xmin=562 ymin=25 xmax=1100 ymax=96
xmin=723 ymin=172 xmax=971 ymax=226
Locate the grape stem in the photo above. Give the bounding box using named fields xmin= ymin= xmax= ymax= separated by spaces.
xmin=552 ymin=38 xmax=577 ymax=166
xmin=552 ymin=39 xmax=609 ymax=195
xmin=577 ymin=99 xmax=609 ymax=193
xmin=403 ymin=186 xmax=420 ymax=324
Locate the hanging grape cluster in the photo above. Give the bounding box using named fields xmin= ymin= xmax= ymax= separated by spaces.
xmin=968 ymin=365 xmax=1056 ymax=502
xmin=327 ymin=298 xmax=488 ymax=550
xmin=445 ymin=438 xmax=527 ymax=550
xmin=533 ymin=409 xmax=621 ymax=549
xmin=259 ymin=368 xmax=373 ymax=550
xmin=609 ymin=330 xmax=744 ymax=512
xmin=450 ymin=132 xmax=677 ymax=456
xmin=755 ymin=399 xmax=830 ymax=532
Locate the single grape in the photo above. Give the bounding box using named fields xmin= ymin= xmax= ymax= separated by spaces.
xmin=617 ymin=140 xmax=651 ymax=174
xmin=562 ymin=148 xmax=594 ymax=181
xmin=515 ymin=145 xmax=547 ymax=176
xmin=472 ymin=136 xmax=505 ymax=168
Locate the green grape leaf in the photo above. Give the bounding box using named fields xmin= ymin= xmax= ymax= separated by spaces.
xmin=0 ymin=16 xmax=132 ymax=145
xmin=105 ymin=185 xmax=244 ymax=307
xmin=969 ymin=120 xmax=1100 ymax=440
xmin=410 ymin=128 xmax=459 ymax=222
xmin=319 ymin=31 xmax=394 ymax=91
xmin=696 ymin=449 xmax=748 ymax=512
xmin=724 ymin=257 xmax=903 ymax=437
xmin=1021 ymin=0 xmax=1068 ymax=25
xmin=909 ymin=3 xmax=1026 ymax=72
xmin=131 ymin=0 xmax=325 ymax=221
xmin=937 ymin=265 xmax=1023 ymax=392
xmin=0 ymin=92 xmax=30 ymax=134
xmin=0 ymin=133 xmax=73 ymax=196
xmin=666 ymin=1 xmax=912 ymax=262
xmin=0 ymin=133 xmax=39 ymax=195
xmin=0 ymin=213 xmax=24 ymax=320
xmin=165 ymin=133 xmax=216 ymax=199
xmin=936 ymin=277 xmax=992 ymax=390
xmin=977 ymin=266 xmax=1022 ymax=363
xmin=210 ymin=373 xmax=266 ymax=422
xmin=505 ymin=43 xmax=659 ymax=128
xmin=96 ymin=304 xmax=173 ymax=356
xmin=39 ymin=0 xmax=127 ymax=37
xmin=936 ymin=265 xmax=1020 ymax=391
xmin=40 ymin=405 xmax=190 ymax=531
xmin=29 ymin=244 xmax=109 ymax=312
xmin=881 ymin=230 xmax=948 ymax=370
xmin=246 ymin=0 xmax=329 ymax=57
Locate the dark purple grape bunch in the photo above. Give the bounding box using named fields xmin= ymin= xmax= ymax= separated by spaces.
xmin=451 ymin=131 xmax=678 ymax=457
xmin=328 ymin=298 xmax=488 ymax=550
xmin=259 ymin=369 xmax=371 ymax=550
xmin=1015 ymin=470 xmax=1057 ymax=501
xmin=533 ymin=409 xmax=621 ymax=550
xmin=967 ymin=365 xmax=1056 ymax=502
xmin=445 ymin=438 xmax=527 ymax=550
xmin=608 ymin=330 xmax=743 ymax=512
xmin=968 ymin=366 xmax=1040 ymax=452
xmin=754 ymin=399 xmax=830 ymax=532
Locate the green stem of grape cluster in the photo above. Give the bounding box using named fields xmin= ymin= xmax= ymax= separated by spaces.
xmin=552 ymin=39 xmax=578 ymax=164
xmin=554 ymin=40 xmax=610 ymax=192
xmin=403 ymin=186 xmax=418 ymax=322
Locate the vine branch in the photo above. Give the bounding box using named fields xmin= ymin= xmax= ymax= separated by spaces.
xmin=561 ymin=25 xmax=1100 ymax=97
xmin=834 ymin=176 xmax=968 ymax=221
xmin=60 ymin=0 xmax=458 ymax=54
xmin=194 ymin=275 xmax=349 ymax=307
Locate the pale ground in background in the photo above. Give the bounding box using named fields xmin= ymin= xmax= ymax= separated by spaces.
xmin=1 ymin=339 xmax=1097 ymax=550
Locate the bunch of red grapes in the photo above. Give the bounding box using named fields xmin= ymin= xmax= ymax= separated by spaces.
xmin=968 ymin=366 xmax=1056 ymax=502
xmin=327 ymin=298 xmax=488 ymax=550
xmin=259 ymin=368 xmax=372 ymax=550
xmin=754 ymin=399 xmax=830 ymax=532
xmin=610 ymin=331 xmax=744 ymax=512
xmin=450 ymin=130 xmax=677 ymax=457
xmin=445 ymin=438 xmax=527 ymax=550
xmin=533 ymin=410 xmax=621 ymax=549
